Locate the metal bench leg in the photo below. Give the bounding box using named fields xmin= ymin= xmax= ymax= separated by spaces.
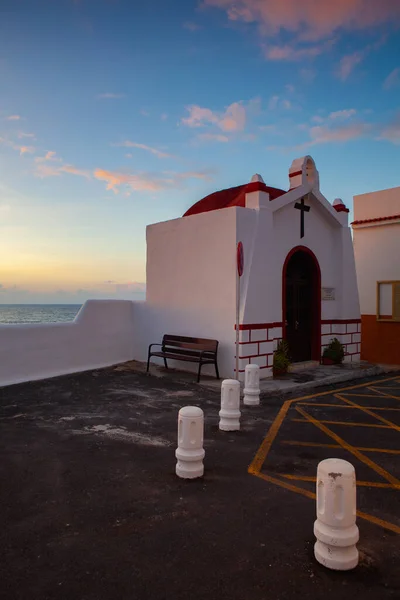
xmin=197 ymin=362 xmax=203 ymax=383
xmin=164 ymin=357 xmax=168 ymax=370
xmin=146 ymin=354 xmax=151 ymax=373
xmin=215 ymin=361 xmax=220 ymax=380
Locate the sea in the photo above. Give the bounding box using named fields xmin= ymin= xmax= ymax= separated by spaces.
xmin=0 ymin=304 xmax=82 ymax=324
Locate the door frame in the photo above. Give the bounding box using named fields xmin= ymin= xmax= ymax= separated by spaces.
xmin=282 ymin=245 xmax=321 ymax=361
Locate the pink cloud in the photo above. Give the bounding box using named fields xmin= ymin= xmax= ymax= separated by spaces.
xmin=264 ymin=42 xmax=327 ymax=61
xmin=336 ymin=50 xmax=365 ymax=80
xmin=182 ymin=101 xmax=246 ymax=132
xmin=114 ymin=141 xmax=174 ymax=159
xmin=183 ymin=21 xmax=201 ymax=31
xmin=203 ymin=0 xmax=400 ymax=40
xmin=19 ymin=145 xmax=35 ymax=155
xmin=6 ymin=115 xmax=21 ymax=121
xmin=383 ymin=67 xmax=400 ymax=90
xmin=35 ymin=150 xmax=59 ymax=163
xmin=197 ymin=133 xmax=229 ymax=142
xmin=93 ymin=168 xmax=212 ymax=194
xmin=329 ymin=109 xmax=357 ymax=120
xmin=309 ymin=122 xmax=369 ymax=144
xmin=378 ymin=113 xmax=400 ymax=144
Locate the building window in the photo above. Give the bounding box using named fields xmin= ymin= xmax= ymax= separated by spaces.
xmin=377 ymin=281 xmax=400 ymax=322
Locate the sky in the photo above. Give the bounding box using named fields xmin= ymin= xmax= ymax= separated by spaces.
xmin=1 ymin=0 xmax=399 ymax=304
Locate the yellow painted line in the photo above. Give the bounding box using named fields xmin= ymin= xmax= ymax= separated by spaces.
xmin=298 ymin=402 xmax=400 ymax=411
xmin=336 ymin=393 xmax=400 ymax=432
xmin=342 ymin=393 xmax=397 ymax=399
xmin=367 ymin=387 xmax=400 ymax=401
xmin=281 ymin=440 xmax=400 ymax=455
xmin=254 ymin=471 xmax=316 ymax=500
xmin=253 ymin=472 xmax=400 ymax=535
xmin=279 ymin=474 xmax=400 ymax=489
xmin=295 ymin=406 xmax=400 ymax=486
xmin=248 ymin=399 xmax=293 ymax=474
xmin=292 ymin=418 xmax=392 ymax=429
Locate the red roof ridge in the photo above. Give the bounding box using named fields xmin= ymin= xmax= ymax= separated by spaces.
xmin=351 ymin=214 xmax=400 ymax=225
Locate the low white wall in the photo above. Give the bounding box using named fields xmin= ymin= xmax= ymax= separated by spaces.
xmin=0 ymin=300 xmax=135 ymax=388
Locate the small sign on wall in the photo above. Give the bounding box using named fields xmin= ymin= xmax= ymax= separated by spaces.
xmin=322 ymin=287 xmax=335 ymax=301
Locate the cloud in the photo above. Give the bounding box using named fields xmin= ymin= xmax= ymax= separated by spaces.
xmin=35 ymin=150 xmax=59 ymax=163
xmin=329 ymin=109 xmax=357 ymax=120
xmin=97 ymin=93 xmax=125 ymax=99
xmin=197 ymin=133 xmax=229 ymax=142
xmin=336 ymin=50 xmax=365 ymax=80
xmin=114 ymin=141 xmax=174 ymax=159
xmin=383 ymin=67 xmax=400 ymax=90
xmin=264 ymin=41 xmax=329 ymax=61
xmin=35 ymin=161 xmax=91 ymax=179
xmin=161 ymin=113 xmax=168 ymax=121
xmin=93 ymin=168 xmax=213 ymax=194
xmin=182 ymin=101 xmax=246 ymax=132
xmin=19 ymin=145 xmax=35 ymax=155
xmin=203 ymin=0 xmax=400 ymax=41
xmin=6 ymin=115 xmax=21 ymax=121
xmin=183 ymin=21 xmax=201 ymax=31
xmin=378 ymin=113 xmax=400 ymax=144
xmin=268 ymin=95 xmax=292 ymax=110
xmin=299 ymin=68 xmax=316 ymax=82
xmin=17 ymin=132 xmax=35 ymax=139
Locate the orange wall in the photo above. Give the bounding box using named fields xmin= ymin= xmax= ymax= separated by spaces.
xmin=361 ymin=315 xmax=400 ymax=365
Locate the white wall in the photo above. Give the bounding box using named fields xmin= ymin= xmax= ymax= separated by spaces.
xmin=0 ymin=300 xmax=135 ymax=388
xmin=353 ymin=223 xmax=400 ymax=314
xmin=240 ymin=192 xmax=359 ymax=325
xmin=353 ymin=186 xmax=400 ymax=221
xmin=144 ymin=208 xmax=237 ymax=377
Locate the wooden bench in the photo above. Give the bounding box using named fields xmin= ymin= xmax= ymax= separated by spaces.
xmin=147 ymin=334 xmax=220 ymax=383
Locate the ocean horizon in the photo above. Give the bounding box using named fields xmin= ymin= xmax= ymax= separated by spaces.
xmin=0 ymin=304 xmax=82 ymax=324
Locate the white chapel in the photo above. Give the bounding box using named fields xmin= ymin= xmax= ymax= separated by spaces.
xmin=144 ymin=156 xmax=361 ymax=379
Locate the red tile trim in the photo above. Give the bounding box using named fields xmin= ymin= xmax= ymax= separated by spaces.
xmin=235 ymin=321 xmax=283 ymax=331
xmin=321 ymin=319 xmax=361 ymax=325
xmin=352 ymin=214 xmax=400 ymax=226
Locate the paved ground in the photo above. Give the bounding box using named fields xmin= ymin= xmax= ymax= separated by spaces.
xmin=0 ymin=367 xmax=399 ymax=600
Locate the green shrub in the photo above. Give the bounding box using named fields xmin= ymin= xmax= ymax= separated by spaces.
xmin=322 ymin=337 xmax=345 ymax=364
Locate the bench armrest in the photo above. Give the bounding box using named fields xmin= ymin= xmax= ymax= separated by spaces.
xmin=148 ymin=343 xmax=163 ymax=353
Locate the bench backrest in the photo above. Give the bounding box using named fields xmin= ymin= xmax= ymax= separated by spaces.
xmin=162 ymin=334 xmax=218 ymax=355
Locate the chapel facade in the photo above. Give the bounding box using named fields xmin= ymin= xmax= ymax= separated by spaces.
xmin=145 ymin=156 xmax=361 ymax=379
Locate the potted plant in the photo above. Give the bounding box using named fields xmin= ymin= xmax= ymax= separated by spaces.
xmin=321 ymin=337 xmax=345 ymax=365
xmin=273 ymin=340 xmax=291 ymax=377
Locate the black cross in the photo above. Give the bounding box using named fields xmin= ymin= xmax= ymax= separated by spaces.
xmin=294 ymin=197 xmax=310 ymax=238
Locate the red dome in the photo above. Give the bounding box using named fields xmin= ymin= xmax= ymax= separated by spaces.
xmin=183 ymin=180 xmax=286 ymax=217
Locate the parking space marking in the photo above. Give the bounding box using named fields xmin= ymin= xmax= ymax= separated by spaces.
xmin=336 ymin=393 xmax=400 ymax=432
xmin=292 ymin=418 xmax=392 ymax=428
xmin=295 ymin=405 xmax=400 ymax=486
xmin=297 ymin=402 xmax=400 ymax=411
xmin=249 ymin=376 xmax=400 ymax=534
xmin=278 ymin=474 xmax=400 ymax=489
xmin=281 ymin=440 xmax=400 ymax=455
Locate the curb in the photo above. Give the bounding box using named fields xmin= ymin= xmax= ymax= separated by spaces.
xmin=259 ymin=365 xmax=390 ymax=399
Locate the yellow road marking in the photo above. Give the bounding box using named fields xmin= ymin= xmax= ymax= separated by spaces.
xmin=367 ymin=387 xmax=400 ymax=401
xmin=336 ymin=394 xmax=400 ymax=432
xmin=339 ymin=393 xmax=397 ymax=399
xmin=297 ymin=402 xmax=400 ymax=411
xmin=253 ymin=472 xmax=400 ymax=535
xmin=295 ymin=406 xmax=400 ymax=486
xmin=278 ymin=474 xmax=400 ymax=489
xmin=248 ymin=399 xmax=293 ymax=474
xmin=292 ymin=418 xmax=392 ymax=429
xmin=281 ymin=440 xmax=400 ymax=455
xmin=248 ymin=376 xmax=400 ymax=535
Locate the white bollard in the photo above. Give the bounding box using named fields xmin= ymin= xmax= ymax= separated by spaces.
xmin=175 ymin=406 xmax=205 ymax=479
xmin=219 ymin=379 xmax=241 ymax=431
xmin=314 ymin=458 xmax=359 ymax=571
xmin=243 ymin=364 xmax=260 ymax=406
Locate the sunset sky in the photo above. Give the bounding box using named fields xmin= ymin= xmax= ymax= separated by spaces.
xmin=1 ymin=0 xmax=399 ymax=303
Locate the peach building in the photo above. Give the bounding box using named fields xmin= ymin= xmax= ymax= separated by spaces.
xmin=352 ymin=186 xmax=400 ymax=365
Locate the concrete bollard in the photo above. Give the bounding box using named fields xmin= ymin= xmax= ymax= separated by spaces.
xmin=175 ymin=406 xmax=205 ymax=479
xmin=243 ymin=364 xmax=260 ymax=406
xmin=219 ymin=379 xmax=241 ymax=431
xmin=314 ymin=458 xmax=359 ymax=571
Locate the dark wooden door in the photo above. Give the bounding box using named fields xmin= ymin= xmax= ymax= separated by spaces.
xmin=285 ymin=253 xmax=314 ymax=362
